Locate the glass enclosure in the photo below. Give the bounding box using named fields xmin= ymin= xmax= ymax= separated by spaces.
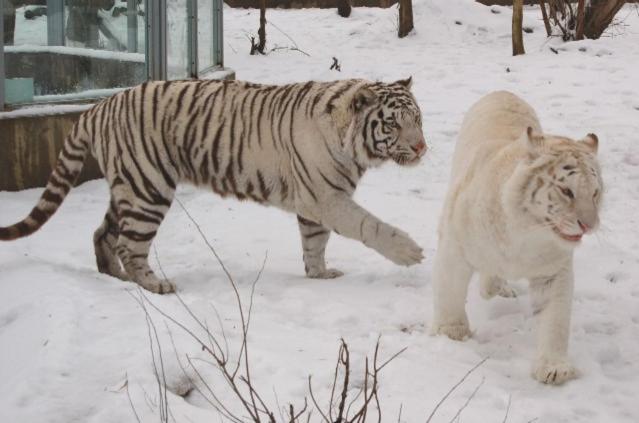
xmin=0 ymin=0 xmax=224 ymax=110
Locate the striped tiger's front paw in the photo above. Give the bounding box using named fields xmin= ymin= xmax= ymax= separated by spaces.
xmin=306 ymin=268 xmax=344 ymax=279
xmin=379 ymin=229 xmax=424 ymax=266
xmin=137 ymin=277 xmax=175 ymax=295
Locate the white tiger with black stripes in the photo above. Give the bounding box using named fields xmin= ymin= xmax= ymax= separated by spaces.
xmin=431 ymin=91 xmax=603 ymax=385
xmin=0 ymin=78 xmax=427 ymax=294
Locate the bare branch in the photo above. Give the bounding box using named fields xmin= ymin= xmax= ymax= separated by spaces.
xmin=446 ymin=377 xmax=485 ymax=423
xmin=125 ymin=376 xmax=142 ymax=423
xmin=502 ymin=394 xmax=512 ymax=423
xmin=308 ymin=376 xmax=331 ymax=423
xmin=425 ymin=357 xmax=489 ymax=423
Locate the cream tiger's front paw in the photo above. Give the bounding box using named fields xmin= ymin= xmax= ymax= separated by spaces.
xmin=532 ymin=358 xmax=579 ymax=385
xmin=432 ymin=321 xmax=471 ymax=341
xmin=376 ymin=228 xmax=424 ymax=266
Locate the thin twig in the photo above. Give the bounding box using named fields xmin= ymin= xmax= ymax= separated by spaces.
xmin=175 ymin=197 xmax=261 ymax=420
xmin=125 ymin=376 xmax=142 ymax=423
xmin=308 ymin=375 xmax=331 ymax=423
xmin=268 ymin=20 xmax=300 ymax=48
xmin=130 ymin=290 xmax=169 ymax=422
xmin=273 ymin=388 xmax=285 ymax=423
xmin=425 ymin=357 xmax=489 ymax=423
xmin=269 ymin=46 xmax=311 ymax=57
xmin=502 ymin=395 xmax=512 ymax=423
xmin=166 ymin=326 xmax=243 ymax=423
xmin=446 ymin=377 xmax=485 ymax=423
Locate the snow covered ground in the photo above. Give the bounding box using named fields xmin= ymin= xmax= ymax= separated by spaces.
xmin=2 ymin=1 xmax=639 ymax=422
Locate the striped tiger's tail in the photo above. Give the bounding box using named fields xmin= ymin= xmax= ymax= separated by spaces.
xmin=0 ymin=130 xmax=91 ymax=241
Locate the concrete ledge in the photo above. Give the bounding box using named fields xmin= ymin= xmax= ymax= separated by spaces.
xmin=224 ymin=0 xmax=397 ymax=8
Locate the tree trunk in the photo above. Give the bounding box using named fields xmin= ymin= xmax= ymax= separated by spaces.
xmin=540 ymin=0 xmax=552 ymax=36
xmin=257 ymin=0 xmax=266 ymax=53
xmin=575 ymin=0 xmax=586 ymax=40
xmin=584 ymin=0 xmax=626 ymax=39
xmin=337 ymin=0 xmax=351 ymax=18
xmin=512 ymin=0 xmax=525 ymax=55
xmin=398 ymin=0 xmax=414 ymax=38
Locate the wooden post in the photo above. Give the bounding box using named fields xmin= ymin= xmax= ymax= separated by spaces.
xmin=398 ymin=0 xmax=414 ymax=38
xmin=540 ymin=0 xmax=552 ymax=37
xmin=512 ymin=0 xmax=525 ymax=56
xmin=575 ymin=0 xmax=586 ymax=40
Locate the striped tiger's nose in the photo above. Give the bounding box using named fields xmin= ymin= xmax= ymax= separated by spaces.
xmin=411 ymin=139 xmax=427 ymax=156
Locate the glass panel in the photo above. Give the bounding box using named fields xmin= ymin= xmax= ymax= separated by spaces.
xmin=167 ymin=0 xmax=189 ymax=79
xmin=197 ymin=0 xmax=214 ymax=72
xmin=3 ymin=0 xmax=146 ymax=105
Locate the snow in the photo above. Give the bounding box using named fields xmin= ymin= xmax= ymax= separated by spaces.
xmin=0 ymin=103 xmax=93 ymax=119
xmin=2 ymin=1 xmax=639 ymax=422
xmin=5 ymin=44 xmax=145 ymax=62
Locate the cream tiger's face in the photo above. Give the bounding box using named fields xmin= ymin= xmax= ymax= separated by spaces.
xmin=352 ymin=78 xmax=427 ymax=166
xmin=521 ymin=129 xmax=603 ymax=246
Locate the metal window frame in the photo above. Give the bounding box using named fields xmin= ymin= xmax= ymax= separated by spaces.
xmin=146 ymin=0 xmax=167 ymax=80
xmin=127 ymin=0 xmax=138 ymax=53
xmin=213 ymin=0 xmax=224 ymax=67
xmin=46 ymin=0 xmax=65 ymax=46
xmin=187 ymin=0 xmax=198 ymax=78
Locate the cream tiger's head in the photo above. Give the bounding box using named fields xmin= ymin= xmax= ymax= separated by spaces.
xmin=517 ymin=127 xmax=603 ymax=246
xmin=346 ymin=78 xmax=427 ymax=167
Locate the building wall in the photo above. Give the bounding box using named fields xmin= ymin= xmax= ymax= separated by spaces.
xmin=0 ymin=111 xmax=103 ymax=191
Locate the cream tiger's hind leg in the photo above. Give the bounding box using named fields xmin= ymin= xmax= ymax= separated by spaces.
xmin=93 ymin=199 xmax=129 ymax=281
xmin=112 ymin=184 xmax=175 ymax=294
xmin=297 ymin=215 xmax=344 ymax=279
xmin=479 ymin=274 xmax=517 ymax=299
xmin=431 ymin=235 xmax=474 ymax=340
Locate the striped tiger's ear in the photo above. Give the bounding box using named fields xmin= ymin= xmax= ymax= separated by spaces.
xmin=396 ymin=76 xmax=412 ymax=89
xmin=352 ymin=87 xmax=377 ymax=112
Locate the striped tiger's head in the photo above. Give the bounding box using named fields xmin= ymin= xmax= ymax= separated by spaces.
xmin=518 ymin=128 xmax=603 ymax=246
xmin=351 ymin=78 xmax=427 ymax=166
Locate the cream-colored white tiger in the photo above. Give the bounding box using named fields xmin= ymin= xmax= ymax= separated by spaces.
xmin=0 ymin=78 xmax=427 ymax=294
xmin=431 ymin=91 xmax=602 ymax=385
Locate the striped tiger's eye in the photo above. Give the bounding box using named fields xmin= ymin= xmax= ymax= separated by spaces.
xmin=560 ymin=187 xmax=574 ymax=199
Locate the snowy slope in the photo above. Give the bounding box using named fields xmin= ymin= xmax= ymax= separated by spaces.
xmin=2 ymin=1 xmax=639 ymax=422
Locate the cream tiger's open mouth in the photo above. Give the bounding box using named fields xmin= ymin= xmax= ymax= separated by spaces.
xmin=552 ymin=226 xmax=583 ymax=243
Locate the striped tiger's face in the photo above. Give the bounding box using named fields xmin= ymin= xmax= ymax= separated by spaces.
xmin=355 ymin=78 xmax=427 ymax=166
xmin=522 ymin=129 xmax=603 ymax=246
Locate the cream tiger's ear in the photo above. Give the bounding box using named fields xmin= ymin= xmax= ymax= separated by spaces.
xmin=351 ymin=87 xmax=378 ymax=113
xmin=396 ymin=76 xmax=413 ymax=89
xmin=524 ymin=126 xmax=545 ymax=156
xmin=581 ymin=133 xmax=599 ymax=154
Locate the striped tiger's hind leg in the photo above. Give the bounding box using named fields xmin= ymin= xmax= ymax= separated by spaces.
xmin=297 ymin=215 xmax=344 ymax=279
xmin=93 ymin=199 xmax=129 ymax=281
xmin=113 ymin=191 xmax=175 ymax=294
